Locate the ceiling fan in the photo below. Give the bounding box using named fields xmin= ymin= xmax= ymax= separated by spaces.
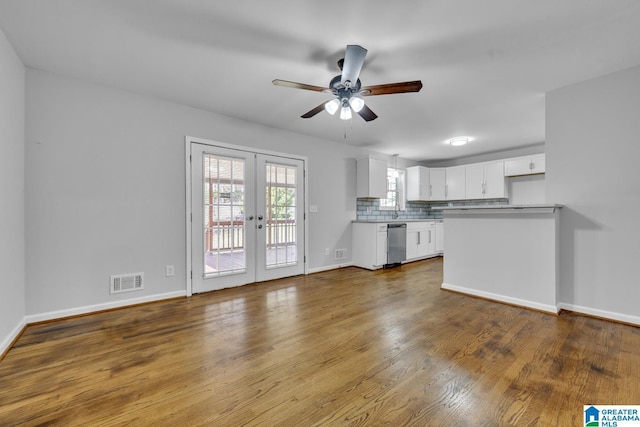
xmin=272 ymin=45 xmax=423 ymax=122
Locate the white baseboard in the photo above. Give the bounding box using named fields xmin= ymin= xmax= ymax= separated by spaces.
xmin=307 ymin=262 xmax=353 ymax=274
xmin=441 ymin=282 xmax=559 ymax=314
xmin=1 ymin=317 xmax=27 ymax=357
xmin=558 ymin=303 xmax=640 ymax=326
xmin=24 ymin=291 xmax=187 ymax=324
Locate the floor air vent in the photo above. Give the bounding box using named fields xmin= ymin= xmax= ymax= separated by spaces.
xmin=110 ymin=272 xmax=144 ymax=294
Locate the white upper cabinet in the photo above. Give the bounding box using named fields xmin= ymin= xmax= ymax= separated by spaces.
xmin=430 ymin=168 xmax=447 ymax=200
xmin=530 ymin=154 xmax=545 ymax=174
xmin=406 ymin=166 xmax=430 ymax=201
xmin=394 ymin=153 xmax=542 ymax=203
xmin=465 ymin=164 xmax=485 ymax=200
xmin=465 ymin=161 xmax=506 ymax=199
xmin=445 ymin=166 xmax=466 ymax=200
xmin=484 ymin=161 xmax=507 ymax=198
xmin=356 ymin=157 xmax=387 ymax=198
xmin=407 ymin=166 xmax=447 ymax=201
xmin=504 ymin=153 xmax=545 ymax=176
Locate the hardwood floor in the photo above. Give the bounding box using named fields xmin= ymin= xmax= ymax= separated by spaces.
xmin=1 ymin=258 xmax=639 ymax=426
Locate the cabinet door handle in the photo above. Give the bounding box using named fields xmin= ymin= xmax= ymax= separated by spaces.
xmin=445 ymin=184 xmax=448 ymax=197
xmin=417 ymin=231 xmax=421 ymax=245
xmin=428 ymin=230 xmax=432 ymax=243
xmin=530 ymin=162 xmax=534 ymax=170
xmin=429 ymin=184 xmax=432 ymax=198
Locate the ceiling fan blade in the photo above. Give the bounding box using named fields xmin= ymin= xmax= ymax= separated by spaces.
xmin=341 ymin=45 xmax=367 ymax=87
xmin=272 ymin=79 xmax=328 ymax=92
xmin=357 ymin=105 xmax=378 ymax=122
xmin=301 ymin=102 xmax=329 ymax=119
xmin=361 ymin=80 xmax=423 ymax=96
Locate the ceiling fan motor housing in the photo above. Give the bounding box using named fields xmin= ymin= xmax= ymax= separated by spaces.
xmin=330 ymin=75 xmax=361 ymax=101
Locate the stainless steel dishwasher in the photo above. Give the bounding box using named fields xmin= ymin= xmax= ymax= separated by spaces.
xmin=386 ymin=223 xmax=407 ymax=267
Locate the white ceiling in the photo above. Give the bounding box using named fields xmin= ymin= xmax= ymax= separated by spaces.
xmin=2 ymin=0 xmax=640 ymax=161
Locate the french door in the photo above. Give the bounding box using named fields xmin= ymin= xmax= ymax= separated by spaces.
xmin=190 ymin=142 xmax=305 ymax=293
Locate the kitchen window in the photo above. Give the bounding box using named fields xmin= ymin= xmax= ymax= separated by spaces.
xmin=379 ymin=168 xmax=405 ymax=211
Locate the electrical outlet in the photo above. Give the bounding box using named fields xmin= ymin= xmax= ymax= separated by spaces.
xmin=165 ymin=265 xmax=175 ymax=277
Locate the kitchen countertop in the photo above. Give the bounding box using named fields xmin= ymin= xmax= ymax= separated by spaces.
xmin=440 ymin=204 xmax=562 ymax=212
xmin=352 ymin=219 xmax=443 ymax=223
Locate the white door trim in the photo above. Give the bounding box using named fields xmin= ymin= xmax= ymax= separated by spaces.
xmin=185 ymin=135 xmax=308 ymax=297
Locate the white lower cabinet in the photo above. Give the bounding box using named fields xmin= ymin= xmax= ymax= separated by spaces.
xmin=376 ymin=228 xmax=388 ymax=266
xmin=354 ymin=221 xmax=443 ymax=270
xmin=353 ymin=223 xmax=388 ymax=270
xmin=406 ymin=223 xmax=425 ymax=260
xmin=406 ymin=221 xmax=439 ymax=261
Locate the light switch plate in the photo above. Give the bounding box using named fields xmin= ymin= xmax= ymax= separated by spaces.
xmin=165 ymin=265 xmax=175 ymax=277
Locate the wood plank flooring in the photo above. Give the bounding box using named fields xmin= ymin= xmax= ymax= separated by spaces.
xmin=1 ymin=258 xmax=639 ymax=426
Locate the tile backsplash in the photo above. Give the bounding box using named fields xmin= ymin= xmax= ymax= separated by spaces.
xmin=356 ymin=198 xmax=509 ymax=221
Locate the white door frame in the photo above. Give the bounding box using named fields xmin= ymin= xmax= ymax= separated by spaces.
xmin=185 ymin=136 xmax=308 ymax=297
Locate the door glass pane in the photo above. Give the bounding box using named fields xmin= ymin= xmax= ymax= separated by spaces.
xmin=265 ymin=162 xmax=298 ymax=268
xmin=203 ymin=154 xmax=246 ymax=276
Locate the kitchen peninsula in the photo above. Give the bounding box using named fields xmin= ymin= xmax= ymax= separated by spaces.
xmin=440 ymin=204 xmax=562 ymax=314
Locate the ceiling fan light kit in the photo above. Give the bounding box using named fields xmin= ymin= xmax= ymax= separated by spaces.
xmin=348 ymin=96 xmax=365 ymax=112
xmin=273 ymin=45 xmax=423 ymax=122
xmin=340 ymin=105 xmax=352 ymax=120
xmin=324 ymin=99 xmax=340 ymax=115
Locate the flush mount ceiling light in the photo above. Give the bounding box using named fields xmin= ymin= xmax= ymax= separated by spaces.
xmin=449 ymin=137 xmax=470 ymax=146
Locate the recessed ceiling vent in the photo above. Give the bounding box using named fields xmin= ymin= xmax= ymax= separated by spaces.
xmin=110 ymin=272 xmax=144 ymax=294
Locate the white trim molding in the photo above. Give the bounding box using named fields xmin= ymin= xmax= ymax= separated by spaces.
xmin=558 ymin=303 xmax=640 ymax=326
xmin=307 ymin=262 xmax=353 ymax=275
xmin=24 ymin=291 xmax=186 ymax=324
xmin=1 ymin=318 xmax=27 ymax=357
xmin=2 ymin=291 xmax=187 ymax=357
xmin=441 ymin=282 xmax=560 ymax=314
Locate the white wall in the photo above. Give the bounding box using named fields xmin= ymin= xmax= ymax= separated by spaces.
xmin=547 ymin=64 xmax=640 ymax=324
xmin=25 ymin=69 xmax=377 ymax=317
xmin=0 ymin=27 xmax=26 ymax=352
